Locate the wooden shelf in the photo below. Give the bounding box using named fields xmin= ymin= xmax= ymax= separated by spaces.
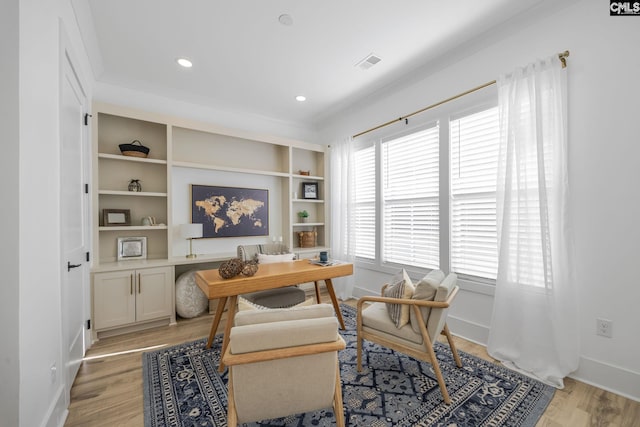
xmin=98 ymin=153 xmax=167 ymax=165
xmin=292 ymin=199 xmax=325 ymax=203
xmin=292 ymin=174 xmax=324 ymax=181
xmin=293 ymin=222 xmax=324 ymax=227
xmin=98 ymin=190 xmax=167 ymax=197
xmin=99 ymin=225 xmax=168 ymax=232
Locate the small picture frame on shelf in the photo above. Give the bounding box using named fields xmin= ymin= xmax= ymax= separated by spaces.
xmin=117 ymin=237 xmax=147 ymax=260
xmin=103 ymin=209 xmax=131 ymax=226
xmin=302 ymin=182 xmax=319 ymax=200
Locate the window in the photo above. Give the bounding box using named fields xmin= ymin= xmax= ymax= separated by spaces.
xmin=382 ymin=126 xmax=439 ymax=269
xmin=354 ymin=145 xmax=375 ymax=259
xmin=450 ymin=107 xmax=499 ymax=280
xmin=352 ymin=101 xmax=499 ymax=283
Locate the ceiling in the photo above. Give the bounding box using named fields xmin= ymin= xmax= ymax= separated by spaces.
xmin=78 ymin=0 xmax=555 ymax=129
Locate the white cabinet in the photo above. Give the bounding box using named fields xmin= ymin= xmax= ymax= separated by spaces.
xmin=93 ymin=266 xmax=173 ymax=332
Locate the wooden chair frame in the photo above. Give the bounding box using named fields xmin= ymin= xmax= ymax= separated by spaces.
xmin=222 ymin=336 xmax=346 ymax=427
xmin=356 ymin=285 xmax=462 ymax=405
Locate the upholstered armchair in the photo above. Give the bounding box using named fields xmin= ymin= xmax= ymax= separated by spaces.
xmin=222 ymin=304 xmax=346 ymax=426
xmin=356 ymin=271 xmax=462 ymax=404
xmin=236 ymin=244 xmax=307 ymax=308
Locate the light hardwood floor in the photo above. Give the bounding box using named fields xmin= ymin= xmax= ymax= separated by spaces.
xmin=65 ymin=295 xmax=640 ymax=427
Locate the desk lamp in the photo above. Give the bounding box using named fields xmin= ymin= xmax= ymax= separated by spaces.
xmin=180 ymin=223 xmax=203 ymax=258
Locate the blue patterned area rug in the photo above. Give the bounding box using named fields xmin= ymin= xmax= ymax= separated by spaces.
xmin=143 ymin=305 xmax=555 ymax=426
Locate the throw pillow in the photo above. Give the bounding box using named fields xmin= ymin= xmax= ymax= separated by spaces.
xmin=409 ymin=269 xmax=445 ymax=333
xmin=257 ymin=253 xmax=295 ymax=264
xmin=384 ymin=269 xmax=414 ymax=328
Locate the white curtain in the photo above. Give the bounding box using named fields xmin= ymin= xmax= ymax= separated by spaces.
xmin=329 ymin=136 xmax=356 ymax=300
xmin=487 ymin=55 xmax=579 ymax=388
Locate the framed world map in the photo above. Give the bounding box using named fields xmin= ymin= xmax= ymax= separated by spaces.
xmin=191 ymin=184 xmax=269 ymax=238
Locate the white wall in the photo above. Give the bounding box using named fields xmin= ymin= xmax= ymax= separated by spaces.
xmin=319 ymin=0 xmax=640 ymax=401
xmin=15 ymin=1 xmax=94 ymax=426
xmin=0 ymin=1 xmax=21 ymax=425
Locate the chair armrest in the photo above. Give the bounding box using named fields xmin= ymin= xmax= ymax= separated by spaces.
xmin=357 ymin=285 xmax=459 ymax=312
xmin=357 ymin=295 xmax=450 ymax=311
xmin=222 ymin=336 xmax=345 ymax=367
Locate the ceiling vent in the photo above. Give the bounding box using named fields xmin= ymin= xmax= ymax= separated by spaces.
xmin=356 ymin=53 xmax=382 ymax=70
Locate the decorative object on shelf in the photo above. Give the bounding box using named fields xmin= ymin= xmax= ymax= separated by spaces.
xmin=103 ymin=209 xmax=131 ymax=226
xmin=180 ymin=223 xmax=203 ymax=259
xmin=302 ymin=182 xmax=319 ymax=199
xmin=128 ymin=179 xmax=142 ymax=192
xmin=141 ymin=216 xmax=157 ymax=226
xmin=191 ymin=184 xmax=269 ymax=238
xmin=299 ymin=170 xmax=310 ymax=176
xmin=297 ymin=210 xmax=309 ymax=223
xmin=218 ymin=258 xmax=245 ymax=279
xmin=118 ymin=139 xmax=150 ymax=158
xmin=241 ymin=260 xmax=259 ymax=277
xmin=116 ymin=236 xmax=147 ymax=261
xmin=298 ymin=228 xmax=317 ymax=248
xmin=175 ymin=270 xmax=208 ymax=318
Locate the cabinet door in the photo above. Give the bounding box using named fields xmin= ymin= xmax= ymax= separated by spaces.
xmin=93 ymin=270 xmax=136 ymax=330
xmin=136 ymin=266 xmax=173 ymax=322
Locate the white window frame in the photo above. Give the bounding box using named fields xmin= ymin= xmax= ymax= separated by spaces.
xmin=352 ymin=89 xmax=498 ymax=292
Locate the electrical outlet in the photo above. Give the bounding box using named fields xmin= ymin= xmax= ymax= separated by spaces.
xmin=596 ymin=318 xmax=613 ymax=338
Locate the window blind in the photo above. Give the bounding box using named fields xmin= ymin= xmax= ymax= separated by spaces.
xmin=382 ymin=126 xmax=439 ymax=269
xmin=450 ymin=107 xmax=499 ymax=280
xmin=354 ymin=145 xmax=376 ymax=259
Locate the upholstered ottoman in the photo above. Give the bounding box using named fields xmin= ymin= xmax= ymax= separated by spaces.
xmin=175 ymin=270 xmax=209 ymax=318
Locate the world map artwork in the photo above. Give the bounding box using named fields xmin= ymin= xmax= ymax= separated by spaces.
xmin=191 ymin=185 xmax=269 ymax=238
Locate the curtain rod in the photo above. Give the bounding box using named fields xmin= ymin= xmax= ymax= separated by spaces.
xmin=352 ymin=50 xmax=570 ymax=139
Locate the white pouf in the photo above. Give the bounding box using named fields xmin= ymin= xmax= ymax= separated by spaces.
xmin=175 ymin=270 xmax=208 ymax=318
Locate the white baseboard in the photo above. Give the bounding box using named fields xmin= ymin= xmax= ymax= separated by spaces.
xmin=41 ymin=384 xmax=67 ymax=427
xmin=570 ymin=356 xmax=640 ymax=402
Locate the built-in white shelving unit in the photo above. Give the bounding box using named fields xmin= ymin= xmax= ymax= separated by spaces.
xmin=90 ymin=102 xmax=329 ymax=337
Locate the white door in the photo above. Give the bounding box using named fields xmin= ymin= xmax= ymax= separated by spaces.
xmin=60 ymin=43 xmax=89 ymax=403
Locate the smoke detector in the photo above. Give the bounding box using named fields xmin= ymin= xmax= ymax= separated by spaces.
xmin=356 ymin=53 xmax=382 ymax=70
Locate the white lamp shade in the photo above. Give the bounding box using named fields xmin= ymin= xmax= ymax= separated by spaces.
xmin=180 ymin=223 xmax=203 ymax=239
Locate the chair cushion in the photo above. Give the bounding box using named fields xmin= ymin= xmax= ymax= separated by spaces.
xmin=257 ymin=253 xmax=295 ymax=264
xmin=383 ymin=269 xmax=414 ymax=328
xmin=237 ymin=244 xmax=290 ymax=262
xmin=409 ymin=269 xmax=445 ymax=333
xmin=361 ymin=302 xmax=423 ymax=345
xmin=234 ymin=303 xmax=336 ymax=327
xmin=230 ymin=316 xmax=340 ymax=354
xmin=426 ymin=273 xmax=458 ymax=339
xmin=241 ymin=286 xmax=306 ymax=308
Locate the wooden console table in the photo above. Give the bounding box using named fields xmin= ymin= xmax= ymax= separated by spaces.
xmin=195 ymin=259 xmax=353 ymax=371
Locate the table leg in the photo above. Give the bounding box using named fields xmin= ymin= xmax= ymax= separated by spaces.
xmin=206 ymin=296 xmax=228 ymax=349
xmin=314 ymin=281 xmax=321 ymax=304
xmin=218 ymin=294 xmax=238 ymax=373
xmin=324 ymin=278 xmax=346 ymax=330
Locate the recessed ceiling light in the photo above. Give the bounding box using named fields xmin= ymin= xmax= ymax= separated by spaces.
xmin=295 ymin=95 xmax=306 ymax=102
xmin=176 ymin=58 xmax=193 ymax=68
xmin=278 ymin=14 xmax=293 ymax=26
